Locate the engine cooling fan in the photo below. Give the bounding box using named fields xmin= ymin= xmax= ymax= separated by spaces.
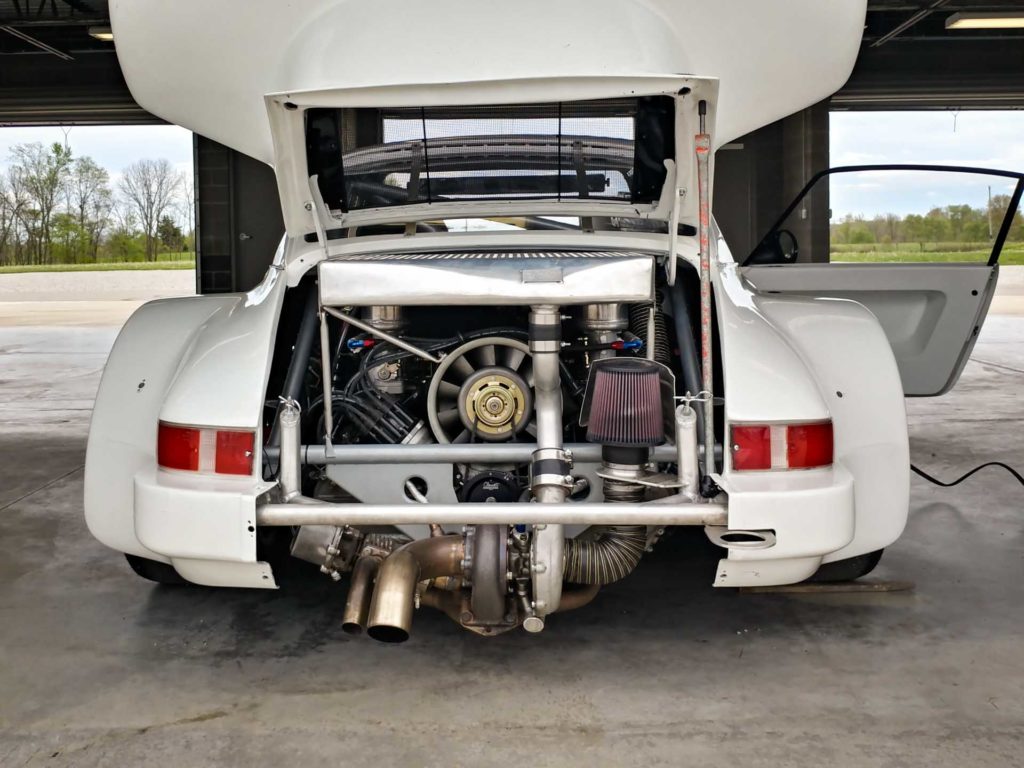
xmin=427 ymin=337 xmax=536 ymax=444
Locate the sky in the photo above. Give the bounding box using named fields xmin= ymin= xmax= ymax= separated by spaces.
xmin=0 ymin=111 xmax=1021 ymax=220
xmin=829 ymin=110 xmax=1024 ymax=219
xmin=0 ymin=124 xmax=193 ymax=187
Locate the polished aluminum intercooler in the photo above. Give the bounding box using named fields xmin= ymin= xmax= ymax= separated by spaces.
xmin=317 ymin=249 xmax=656 ymax=306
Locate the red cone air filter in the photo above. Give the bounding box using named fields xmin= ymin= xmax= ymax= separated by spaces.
xmin=583 ymin=359 xmax=666 ymax=447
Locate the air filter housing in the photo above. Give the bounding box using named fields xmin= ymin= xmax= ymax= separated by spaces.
xmin=581 ymin=359 xmax=668 ymax=447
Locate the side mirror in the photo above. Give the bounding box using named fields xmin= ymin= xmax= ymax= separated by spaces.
xmin=745 ymin=229 xmax=799 ymax=266
xmin=775 ymin=229 xmax=798 ymax=262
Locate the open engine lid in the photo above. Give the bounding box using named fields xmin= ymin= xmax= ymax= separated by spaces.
xmin=110 ymin=0 xmax=867 ymax=239
xmin=269 ymin=76 xmax=715 ymax=237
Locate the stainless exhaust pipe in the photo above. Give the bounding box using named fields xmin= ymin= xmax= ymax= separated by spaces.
xmin=341 ymin=555 xmax=380 ymax=636
xmin=556 ymin=583 xmax=600 ymax=613
xmin=419 ymin=588 xmax=464 ymax=626
xmin=366 ymin=535 xmax=465 ymax=643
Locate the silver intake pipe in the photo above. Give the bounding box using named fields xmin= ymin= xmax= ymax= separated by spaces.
xmin=528 ymin=305 xmax=569 ymax=619
xmin=529 ymin=304 xmax=570 ymax=502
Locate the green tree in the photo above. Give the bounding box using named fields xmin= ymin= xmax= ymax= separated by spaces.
xmin=118 ymin=158 xmax=182 ymax=261
xmin=67 ymin=157 xmax=113 ymax=262
xmin=156 ymin=215 xmax=183 ymax=252
xmin=990 ymin=193 xmax=1023 ymax=242
xmin=8 ymin=142 xmax=73 ymax=264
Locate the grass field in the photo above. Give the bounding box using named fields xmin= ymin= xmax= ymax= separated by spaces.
xmin=0 ymin=258 xmax=195 ymax=274
xmin=831 ymin=251 xmax=1024 ymax=264
xmin=3 ymin=245 xmax=1023 ymax=271
xmin=831 ymin=244 xmax=1024 ymax=265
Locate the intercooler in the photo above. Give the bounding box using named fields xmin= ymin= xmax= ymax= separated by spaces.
xmin=317 ymin=249 xmax=657 ymax=306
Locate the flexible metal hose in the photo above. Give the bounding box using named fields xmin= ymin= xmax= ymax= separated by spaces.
xmin=562 ymin=525 xmax=647 ymax=585
xmin=629 ymin=290 xmax=671 ymax=365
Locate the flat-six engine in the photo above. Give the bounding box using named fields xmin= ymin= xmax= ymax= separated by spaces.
xmin=264 ymin=248 xmax=713 ymax=641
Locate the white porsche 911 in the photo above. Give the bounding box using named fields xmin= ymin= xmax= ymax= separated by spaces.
xmin=84 ymin=0 xmax=1022 ymax=641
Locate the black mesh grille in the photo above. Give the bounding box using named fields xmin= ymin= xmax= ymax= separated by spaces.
xmin=305 ymin=97 xmax=674 ymax=213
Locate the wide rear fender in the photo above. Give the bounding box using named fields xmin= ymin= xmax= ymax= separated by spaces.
xmin=84 ymin=265 xmax=286 ymax=566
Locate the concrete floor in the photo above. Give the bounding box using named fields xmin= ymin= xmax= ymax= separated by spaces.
xmin=1 ymin=276 xmax=1023 ymax=766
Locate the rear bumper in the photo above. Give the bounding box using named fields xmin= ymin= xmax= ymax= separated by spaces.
xmin=711 ymin=463 xmax=856 ymax=587
xmin=133 ymin=468 xmax=277 ymax=588
xmin=130 ymin=461 xmax=853 ymax=590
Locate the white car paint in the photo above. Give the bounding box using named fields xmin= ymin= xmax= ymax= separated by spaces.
xmin=84 ymin=245 xmax=287 ymax=586
xmin=83 ymin=0 xmax=993 ymax=598
xmin=742 ymin=262 xmax=999 ymax=396
xmin=85 ymin=222 xmax=916 ymax=590
xmin=109 ymin=0 xmax=865 ymax=165
xmin=710 ymin=235 xmax=910 ymax=585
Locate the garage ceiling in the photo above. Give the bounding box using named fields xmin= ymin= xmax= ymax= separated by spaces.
xmin=0 ymin=0 xmax=150 ymax=124
xmin=1 ymin=0 xmax=1022 ymax=124
xmin=840 ymin=0 xmax=1024 ymax=108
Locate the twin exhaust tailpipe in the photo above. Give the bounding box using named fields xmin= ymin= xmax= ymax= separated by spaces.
xmin=341 ymin=525 xmax=636 ymax=642
xmin=342 ymin=534 xmax=465 ymax=643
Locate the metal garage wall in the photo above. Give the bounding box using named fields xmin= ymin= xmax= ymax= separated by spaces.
xmin=194 ymin=136 xmax=284 ymax=294
xmin=714 ymin=101 xmax=831 ymax=263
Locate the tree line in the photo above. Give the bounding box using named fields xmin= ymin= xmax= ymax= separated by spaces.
xmin=831 ymin=195 xmax=1024 ymax=247
xmin=0 ymin=141 xmax=194 ymax=266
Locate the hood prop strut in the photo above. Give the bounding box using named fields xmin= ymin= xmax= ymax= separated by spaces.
xmin=695 ymin=100 xmax=716 ymax=480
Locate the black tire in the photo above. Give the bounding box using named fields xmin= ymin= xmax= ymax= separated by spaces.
xmin=808 ymin=549 xmax=884 ymax=583
xmin=125 ymin=554 xmax=190 ymax=585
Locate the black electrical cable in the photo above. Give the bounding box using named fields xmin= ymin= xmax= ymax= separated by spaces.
xmin=911 ymin=462 xmax=1024 ymax=488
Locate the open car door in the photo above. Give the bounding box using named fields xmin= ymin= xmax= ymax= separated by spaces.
xmin=739 ymin=165 xmax=1024 ymax=396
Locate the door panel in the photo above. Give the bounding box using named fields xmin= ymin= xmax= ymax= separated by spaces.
xmin=741 ymin=262 xmax=997 ymax=396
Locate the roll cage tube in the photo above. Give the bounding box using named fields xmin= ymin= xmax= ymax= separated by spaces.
xmin=743 ymin=164 xmax=1024 ymax=267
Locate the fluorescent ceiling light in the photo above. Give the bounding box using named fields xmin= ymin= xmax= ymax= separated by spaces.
xmin=88 ymin=26 xmax=114 ymax=41
xmin=946 ymin=12 xmax=1024 ymax=29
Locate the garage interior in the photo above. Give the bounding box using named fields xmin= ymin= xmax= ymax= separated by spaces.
xmin=2 ymin=1 xmax=1024 ymax=764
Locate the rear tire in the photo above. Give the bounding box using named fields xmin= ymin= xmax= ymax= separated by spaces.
xmin=808 ymin=549 xmax=883 ymax=583
xmin=125 ymin=554 xmax=190 ymax=585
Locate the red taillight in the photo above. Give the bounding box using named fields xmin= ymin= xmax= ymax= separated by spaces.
xmin=786 ymin=422 xmax=834 ymax=469
xmin=730 ymin=421 xmax=833 ymax=471
xmin=157 ymin=423 xmax=200 ymax=471
xmin=731 ymin=425 xmax=772 ymax=471
xmin=215 ymin=430 xmax=255 ymax=476
xmin=157 ymin=422 xmax=254 ymax=476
